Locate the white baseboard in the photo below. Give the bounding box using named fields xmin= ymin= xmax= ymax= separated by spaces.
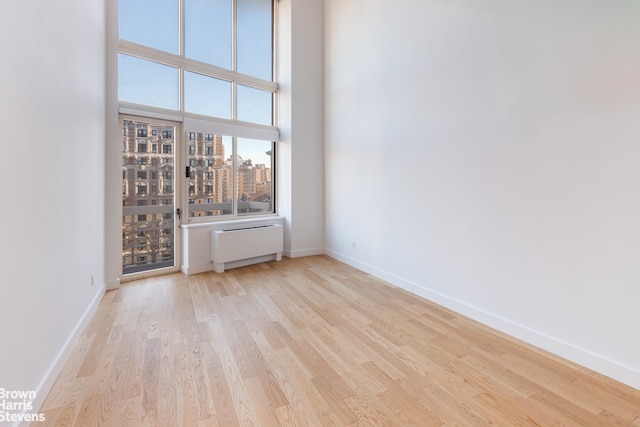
xmin=284 ymin=248 xmax=325 ymax=258
xmin=106 ymin=277 xmax=120 ymax=291
xmin=325 ymin=249 xmax=640 ymax=391
xmin=25 ymin=285 xmax=106 ymax=427
xmin=181 ymin=262 xmax=213 ymax=275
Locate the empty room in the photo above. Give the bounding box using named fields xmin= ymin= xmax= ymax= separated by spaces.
xmin=1 ymin=0 xmax=640 ymax=425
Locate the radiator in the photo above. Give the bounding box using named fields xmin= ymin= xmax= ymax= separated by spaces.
xmin=210 ymin=224 xmax=283 ymax=273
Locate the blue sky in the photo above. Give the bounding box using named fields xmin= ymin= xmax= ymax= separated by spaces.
xmin=119 ymin=0 xmax=273 ymax=165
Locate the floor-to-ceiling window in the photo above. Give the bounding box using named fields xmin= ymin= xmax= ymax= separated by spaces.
xmin=118 ymin=0 xmax=278 ymax=276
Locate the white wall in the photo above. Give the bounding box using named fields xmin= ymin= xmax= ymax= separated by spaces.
xmin=325 ymin=0 xmax=640 ymax=388
xmin=277 ymin=0 xmax=325 ymax=257
xmin=105 ymin=0 xmax=122 ymax=291
xmin=0 ymin=0 xmax=107 ymax=417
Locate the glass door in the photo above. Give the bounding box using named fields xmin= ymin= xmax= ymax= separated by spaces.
xmin=121 ymin=117 xmax=179 ymax=276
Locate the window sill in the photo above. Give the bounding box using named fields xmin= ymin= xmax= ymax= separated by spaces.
xmin=180 ymin=215 xmax=283 ymax=231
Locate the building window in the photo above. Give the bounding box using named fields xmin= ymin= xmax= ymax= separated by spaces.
xmin=137 ymin=128 xmax=147 ymax=137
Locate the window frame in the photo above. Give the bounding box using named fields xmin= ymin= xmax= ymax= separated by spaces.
xmin=184 ymin=129 xmax=275 ymax=222
xmin=118 ymin=0 xmax=278 ymax=225
xmin=118 ymin=0 xmax=278 ymax=135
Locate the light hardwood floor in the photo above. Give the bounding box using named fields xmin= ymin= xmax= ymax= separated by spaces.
xmin=37 ymin=256 xmax=640 ymax=426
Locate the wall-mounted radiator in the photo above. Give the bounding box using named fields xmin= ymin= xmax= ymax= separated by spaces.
xmin=210 ymin=224 xmax=283 ymax=273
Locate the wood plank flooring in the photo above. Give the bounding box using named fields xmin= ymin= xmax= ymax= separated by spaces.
xmin=36 ymin=256 xmax=640 ymax=426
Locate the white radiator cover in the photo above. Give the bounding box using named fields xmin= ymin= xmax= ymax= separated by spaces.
xmin=210 ymin=224 xmax=283 ymax=273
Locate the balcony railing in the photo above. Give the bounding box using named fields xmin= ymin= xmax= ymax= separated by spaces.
xmin=122 ymin=205 xmax=174 ymax=275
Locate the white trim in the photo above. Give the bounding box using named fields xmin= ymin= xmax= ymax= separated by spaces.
xmin=183 ymin=117 xmax=279 ymax=141
xmin=181 ymin=215 xmax=284 ymax=230
xmin=325 ymin=249 xmax=640 ymax=391
xmin=121 ymin=265 xmax=182 ymax=283
xmin=119 ymin=40 xmax=278 ymax=93
xmin=119 ymin=105 xmax=184 ymax=122
xmin=180 ymin=262 xmax=213 ymax=275
xmin=106 ymin=277 xmax=120 ymax=291
xmin=285 ymin=248 xmax=325 ymax=258
xmin=27 ymin=286 xmax=106 ymax=427
xmin=184 ymin=213 xmax=280 ymax=227
xmin=105 ymin=0 xmax=122 ymax=294
xmin=118 ymin=106 xmax=279 ymax=141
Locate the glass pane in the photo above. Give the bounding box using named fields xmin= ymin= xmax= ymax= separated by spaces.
xmin=122 ymin=119 xmax=175 ymax=274
xmin=237 ymin=138 xmax=273 ymax=214
xmin=119 ymin=54 xmax=179 ymax=110
xmin=187 ymin=132 xmax=233 ymax=217
xmin=185 ymin=71 xmax=232 ymax=118
xmin=185 ymin=0 xmax=232 ymax=69
xmin=119 ymin=0 xmax=178 ymax=54
xmin=237 ymin=85 xmax=272 ymax=125
xmin=237 ymin=0 xmax=273 ymax=80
